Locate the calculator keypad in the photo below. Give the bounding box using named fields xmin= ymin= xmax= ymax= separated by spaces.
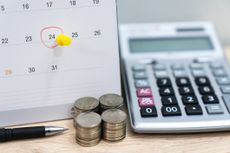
xmin=161 ymin=106 xmax=182 ymax=116
xmin=182 ymin=95 xmax=198 ymax=105
xmin=202 ymin=95 xmax=219 ymax=104
xmin=221 ymin=86 xmax=230 ymax=93
xmin=140 ymin=107 xmax=158 ymax=117
xmin=195 ymin=77 xmax=210 ymax=86
xmin=138 ymin=97 xmax=154 ymax=107
xmin=155 ymin=71 xmax=169 ymax=78
xmin=199 ymin=86 xmax=214 ymax=95
xmin=132 ymin=62 xmax=230 ymax=118
xmin=135 ymin=80 xmax=150 ymax=88
xmin=176 ymin=77 xmax=191 ymax=86
xmin=159 ymin=87 xmax=175 ymax=96
xmin=206 ymin=105 xmax=224 ymax=114
xmin=161 ymin=96 xmax=178 ymax=105
xmin=132 ymin=65 xmax=158 ymax=118
xmin=179 ymin=86 xmax=194 ymax=95
xmin=185 ymin=105 xmax=203 ymax=115
xmin=157 ymin=78 xmax=172 ymax=87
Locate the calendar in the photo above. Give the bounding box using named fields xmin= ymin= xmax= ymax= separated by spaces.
xmin=0 ymin=0 xmax=120 ymax=126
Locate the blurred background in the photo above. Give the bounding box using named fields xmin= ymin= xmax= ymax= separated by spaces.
xmin=117 ymin=0 xmax=230 ymax=46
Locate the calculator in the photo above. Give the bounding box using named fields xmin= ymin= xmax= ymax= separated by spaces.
xmin=119 ymin=22 xmax=230 ymax=133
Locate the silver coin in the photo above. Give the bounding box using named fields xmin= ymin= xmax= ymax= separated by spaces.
xmin=99 ymin=94 xmax=124 ymax=108
xmin=77 ymin=131 xmax=101 ymax=140
xmin=75 ymin=112 xmax=101 ymax=129
xmin=76 ymin=137 xmax=101 ymax=147
xmin=103 ymin=121 xmax=126 ymax=130
xmin=103 ymin=134 xmax=126 ymax=142
xmin=102 ymin=109 xmax=127 ymax=124
xmin=74 ymin=97 xmax=99 ymax=111
xmin=103 ymin=129 xmax=126 ymax=138
xmin=76 ymin=126 xmax=101 ymax=133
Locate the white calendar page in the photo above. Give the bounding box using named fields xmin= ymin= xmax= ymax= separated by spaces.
xmin=0 ymin=0 xmax=120 ymax=126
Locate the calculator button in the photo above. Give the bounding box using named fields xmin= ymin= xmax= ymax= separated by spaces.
xmin=173 ymin=70 xmax=188 ymax=77
xmin=171 ymin=64 xmax=184 ymax=70
xmin=210 ymin=62 xmax=223 ymax=69
xmin=221 ymin=86 xmax=230 ymax=93
xmin=192 ymin=69 xmax=206 ymax=77
xmin=153 ymin=64 xmax=166 ymax=70
xmin=132 ymin=65 xmax=146 ymax=71
xmin=223 ymin=94 xmax=230 ymax=113
xmin=133 ymin=71 xmax=147 ymax=79
xmin=136 ymin=88 xmax=152 ymax=97
xmin=199 ymin=86 xmax=214 ymax=95
xmin=202 ymin=95 xmax=219 ymax=104
xmin=190 ymin=63 xmax=203 ymax=69
xmin=213 ymin=69 xmax=227 ymax=77
xmin=161 ymin=96 xmax=178 ymax=105
xmin=182 ymin=95 xmax=198 ymax=105
xmin=138 ymin=97 xmax=154 ymax=107
xmin=185 ymin=105 xmax=203 ymax=115
xmin=195 ymin=77 xmax=210 ymax=86
xmin=216 ymin=77 xmax=230 ymax=85
xmin=161 ymin=106 xmax=182 ymax=116
xmin=159 ymin=87 xmax=174 ymax=96
xmin=179 ymin=86 xmax=194 ymax=95
xmin=135 ymin=80 xmax=150 ymax=88
xmin=155 ymin=71 xmax=169 ymax=78
xmin=206 ymin=105 xmax=224 ymax=114
xmin=176 ymin=77 xmax=191 ymax=86
xmin=140 ymin=107 xmax=158 ymax=117
xmin=157 ymin=78 xmax=172 ymax=87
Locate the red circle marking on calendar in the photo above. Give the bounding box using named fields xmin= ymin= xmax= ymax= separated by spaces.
xmin=40 ymin=26 xmax=64 ymax=49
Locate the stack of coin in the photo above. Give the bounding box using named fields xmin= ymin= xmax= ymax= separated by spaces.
xmin=99 ymin=94 xmax=124 ymax=113
xmin=73 ymin=97 xmax=99 ymax=117
xmin=75 ymin=112 xmax=102 ymax=147
xmin=101 ymin=109 xmax=127 ymax=142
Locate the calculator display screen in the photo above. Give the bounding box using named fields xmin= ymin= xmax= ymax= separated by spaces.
xmin=129 ymin=37 xmax=213 ymax=53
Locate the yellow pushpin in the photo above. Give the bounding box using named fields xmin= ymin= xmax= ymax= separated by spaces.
xmin=56 ymin=34 xmax=72 ymax=46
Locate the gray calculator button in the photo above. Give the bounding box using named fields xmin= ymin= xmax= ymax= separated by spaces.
xmin=171 ymin=64 xmax=184 ymax=70
xmin=133 ymin=71 xmax=147 ymax=79
xmin=213 ymin=69 xmax=227 ymax=76
xmin=155 ymin=71 xmax=168 ymax=78
xmin=210 ymin=62 xmax=223 ymax=69
xmin=216 ymin=77 xmax=230 ymax=85
xmin=190 ymin=63 xmax=203 ymax=69
xmin=135 ymin=80 xmax=150 ymax=87
xmin=206 ymin=105 xmax=224 ymax=114
xmin=173 ymin=70 xmax=187 ymax=77
xmin=222 ymin=94 xmax=230 ymax=113
xmin=192 ymin=69 xmax=206 ymax=77
xmin=153 ymin=64 xmax=166 ymax=70
xmin=221 ymin=86 xmax=230 ymax=93
xmin=132 ymin=65 xmax=145 ymax=71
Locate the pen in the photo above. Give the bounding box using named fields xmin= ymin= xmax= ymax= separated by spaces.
xmin=0 ymin=126 xmax=68 ymax=142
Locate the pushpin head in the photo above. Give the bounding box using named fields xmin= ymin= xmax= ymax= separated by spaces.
xmin=56 ymin=34 xmax=72 ymax=46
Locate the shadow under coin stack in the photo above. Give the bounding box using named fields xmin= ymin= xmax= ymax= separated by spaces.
xmin=99 ymin=94 xmax=124 ymax=112
xmin=102 ymin=109 xmax=127 ymax=141
xmin=74 ymin=112 xmax=102 ymax=147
